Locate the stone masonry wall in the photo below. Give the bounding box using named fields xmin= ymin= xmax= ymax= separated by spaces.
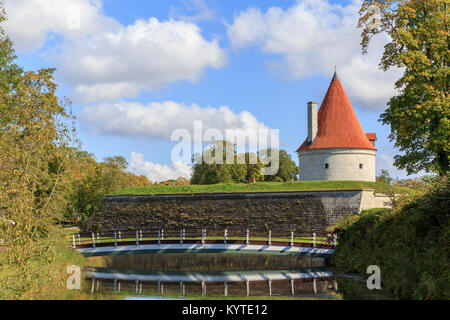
xmin=83 ymin=190 xmax=372 ymax=233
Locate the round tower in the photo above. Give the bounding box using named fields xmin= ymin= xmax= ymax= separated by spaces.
xmin=296 ymin=72 xmax=377 ymax=182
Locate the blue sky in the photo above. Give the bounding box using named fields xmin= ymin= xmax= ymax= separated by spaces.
xmin=5 ymin=0 xmax=419 ymax=181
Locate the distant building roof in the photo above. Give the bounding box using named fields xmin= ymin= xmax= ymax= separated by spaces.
xmin=297 ymin=72 xmax=377 ymax=152
xmin=366 ymin=133 xmax=377 ymax=141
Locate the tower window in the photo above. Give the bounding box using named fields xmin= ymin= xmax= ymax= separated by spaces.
xmin=359 ymin=163 xmax=363 ymax=169
xmin=325 ymin=163 xmax=329 ymax=169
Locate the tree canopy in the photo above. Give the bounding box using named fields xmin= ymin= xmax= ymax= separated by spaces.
xmin=190 ymin=141 xmax=298 ymax=184
xmin=359 ymin=0 xmax=449 ymax=176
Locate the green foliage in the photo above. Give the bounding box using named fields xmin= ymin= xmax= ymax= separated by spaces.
xmin=376 ymin=169 xmax=393 ymax=184
xmin=191 ymin=141 xmax=298 ymax=184
xmin=261 ymin=149 xmax=299 ymax=182
xmin=63 ymin=151 xmax=151 ymax=223
xmin=359 ymin=0 xmax=449 ymax=175
xmin=332 ymin=177 xmax=450 ymax=299
xmin=0 ymin=12 xmax=76 ymax=296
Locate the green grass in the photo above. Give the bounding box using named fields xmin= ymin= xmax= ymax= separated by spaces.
xmin=112 ymin=181 xmax=410 ymax=196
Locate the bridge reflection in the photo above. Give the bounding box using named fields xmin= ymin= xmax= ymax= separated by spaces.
xmin=83 ymin=268 xmax=338 ymax=299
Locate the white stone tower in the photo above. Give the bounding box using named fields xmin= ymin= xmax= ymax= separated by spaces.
xmin=296 ymin=72 xmax=377 ymax=182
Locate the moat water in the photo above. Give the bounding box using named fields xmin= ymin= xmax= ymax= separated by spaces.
xmin=81 ymin=254 xmax=391 ymax=300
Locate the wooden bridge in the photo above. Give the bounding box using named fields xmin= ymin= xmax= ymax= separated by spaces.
xmin=74 ymin=228 xmax=336 ymax=257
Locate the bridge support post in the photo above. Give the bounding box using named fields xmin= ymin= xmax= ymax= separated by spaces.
xmin=180 ymin=229 xmax=183 ymax=245
xmin=180 ymin=281 xmax=185 ymax=297
xmin=91 ymin=233 xmax=96 ymax=248
xmin=136 ymin=280 xmax=139 ymax=295
xmin=158 ymin=280 xmax=161 ymax=295
xmin=268 ymin=230 xmax=271 ymax=246
xmin=91 ymin=277 xmax=95 ymax=293
xmin=224 ymin=281 xmax=228 ymax=296
xmin=313 ymin=278 xmax=317 ymax=294
xmin=290 ymin=279 xmax=295 ymax=296
xmin=224 ymin=229 xmax=227 ymax=244
xmin=313 ymin=232 xmax=316 ymax=248
xmin=78 ymin=233 xmax=81 ymax=245
xmin=113 ymin=278 xmax=117 ymax=293
xmin=97 ymin=232 xmax=100 ymax=244
xmin=201 ymin=281 xmax=206 ymax=297
xmin=201 ymin=229 xmax=206 ymax=245
xmin=268 ymin=280 xmax=272 ymax=296
xmin=136 ymin=230 xmax=139 ymax=246
xmin=72 ymin=235 xmax=76 ymax=248
xmin=290 ymin=231 xmax=294 ymax=247
xmin=246 ymin=229 xmax=249 ymax=245
xmin=246 ymin=280 xmax=249 ymax=296
xmin=158 ymin=230 xmax=161 ymax=244
xmin=118 ymin=231 xmax=121 ymax=243
xmin=140 ymin=229 xmax=143 ymax=241
xmin=114 ymin=231 xmax=117 ymax=247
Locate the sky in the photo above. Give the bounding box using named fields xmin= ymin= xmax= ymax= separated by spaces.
xmin=3 ymin=0 xmax=422 ymax=182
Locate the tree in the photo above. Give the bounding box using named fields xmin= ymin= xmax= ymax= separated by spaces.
xmin=359 ymin=0 xmax=449 ymax=176
xmin=63 ymin=150 xmax=152 ymax=223
xmin=376 ymin=169 xmax=393 ymax=184
xmin=260 ymin=149 xmax=299 ymax=182
xmin=191 ymin=141 xmax=236 ymax=184
xmin=190 ymin=143 xmax=298 ymax=184
xmin=0 ymin=8 xmax=74 ymax=296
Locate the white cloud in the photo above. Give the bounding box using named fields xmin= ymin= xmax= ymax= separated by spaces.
xmin=78 ymin=100 xmax=270 ymax=141
xmin=227 ymin=0 xmax=401 ymax=110
xmin=129 ymin=152 xmax=192 ymax=182
xmin=5 ymin=0 xmax=227 ymax=103
xmin=60 ymin=18 xmax=227 ymax=102
xmin=4 ymin=0 xmax=119 ymax=52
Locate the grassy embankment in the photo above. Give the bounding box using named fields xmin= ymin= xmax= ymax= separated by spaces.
xmin=0 ymin=227 xmax=87 ymax=300
xmin=330 ymin=178 xmax=449 ymax=300
xmin=112 ymin=181 xmax=410 ymax=195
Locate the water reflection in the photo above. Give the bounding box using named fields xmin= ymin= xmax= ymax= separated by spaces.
xmin=83 ymin=254 xmax=341 ymax=299
xmin=87 ymin=253 xmax=328 ymax=272
xmin=84 ymin=269 xmax=337 ymax=299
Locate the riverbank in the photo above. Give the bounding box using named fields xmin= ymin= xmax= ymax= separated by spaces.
xmin=330 ymin=178 xmax=449 ymax=299
xmin=0 ymin=227 xmax=85 ymax=300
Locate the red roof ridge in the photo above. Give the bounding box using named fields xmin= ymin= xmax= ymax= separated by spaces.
xmin=297 ymin=73 xmax=377 ymax=152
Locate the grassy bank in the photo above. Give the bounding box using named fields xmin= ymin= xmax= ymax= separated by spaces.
xmin=0 ymin=227 xmax=85 ymax=300
xmin=112 ymin=181 xmax=410 ymax=195
xmin=330 ymin=178 xmax=449 ymax=300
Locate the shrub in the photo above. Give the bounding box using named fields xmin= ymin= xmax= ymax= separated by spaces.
xmin=331 ymin=177 xmax=450 ymax=300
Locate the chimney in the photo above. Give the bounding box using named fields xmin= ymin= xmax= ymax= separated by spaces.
xmin=307 ymin=101 xmax=318 ymax=144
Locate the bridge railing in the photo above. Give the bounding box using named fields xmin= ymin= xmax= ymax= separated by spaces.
xmin=71 ymin=228 xmax=337 ymax=249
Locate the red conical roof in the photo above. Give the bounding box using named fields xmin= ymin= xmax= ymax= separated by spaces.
xmin=297 ymin=72 xmax=376 ymax=151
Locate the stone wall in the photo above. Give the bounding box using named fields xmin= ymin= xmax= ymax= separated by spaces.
xmin=83 ymin=189 xmax=389 ymax=233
